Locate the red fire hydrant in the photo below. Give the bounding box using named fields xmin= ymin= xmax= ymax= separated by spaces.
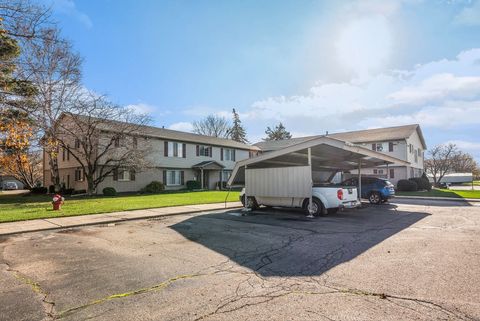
xmin=52 ymin=194 xmax=64 ymax=211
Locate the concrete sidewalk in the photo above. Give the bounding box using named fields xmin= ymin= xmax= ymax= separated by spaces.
xmin=0 ymin=202 xmax=243 ymax=236
xmin=395 ymin=195 xmax=480 ymax=202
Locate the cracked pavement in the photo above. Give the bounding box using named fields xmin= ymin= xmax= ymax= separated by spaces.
xmin=1 ymin=199 xmax=479 ymax=321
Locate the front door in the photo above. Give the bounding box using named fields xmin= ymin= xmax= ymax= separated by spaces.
xmin=203 ymin=170 xmax=209 ymax=189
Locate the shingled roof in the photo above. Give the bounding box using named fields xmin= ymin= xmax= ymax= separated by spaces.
xmin=59 ymin=113 xmax=258 ymax=151
xmin=254 ymin=124 xmax=426 ymax=151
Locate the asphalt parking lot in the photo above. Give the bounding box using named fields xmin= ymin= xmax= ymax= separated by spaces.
xmin=1 ymin=199 xmax=480 ymax=321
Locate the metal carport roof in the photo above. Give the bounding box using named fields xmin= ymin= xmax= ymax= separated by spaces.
xmin=227 ymin=136 xmax=410 ymax=186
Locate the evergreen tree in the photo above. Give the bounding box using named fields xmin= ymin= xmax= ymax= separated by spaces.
xmin=229 ymin=108 xmax=248 ymax=143
xmin=263 ymin=122 xmax=292 ymax=141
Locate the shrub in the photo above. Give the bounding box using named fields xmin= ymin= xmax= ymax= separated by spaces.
xmin=215 ymin=181 xmax=228 ymax=190
xmin=30 ymin=187 xmax=48 ymax=194
xmin=48 ymin=185 xmax=55 ymax=194
xmin=397 ymin=179 xmax=418 ymax=192
xmin=102 ymin=187 xmax=117 ymax=196
xmin=186 ymin=180 xmax=202 ymax=190
xmin=61 ymin=188 xmax=75 ymax=195
xmin=72 ymin=189 xmax=87 ymax=195
xmin=142 ymin=181 xmax=165 ymax=193
xmin=409 ymin=176 xmax=432 ymax=191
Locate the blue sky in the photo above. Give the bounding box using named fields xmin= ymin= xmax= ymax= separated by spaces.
xmin=43 ymin=0 xmax=480 ymax=160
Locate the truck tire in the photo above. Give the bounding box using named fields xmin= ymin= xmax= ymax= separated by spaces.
xmin=242 ymin=195 xmax=259 ymax=210
xmin=368 ymin=192 xmax=382 ymax=204
xmin=304 ymin=198 xmax=326 ymax=217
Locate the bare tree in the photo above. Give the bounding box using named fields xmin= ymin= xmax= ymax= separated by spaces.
xmin=0 ymin=0 xmax=52 ymax=40
xmin=16 ymin=27 xmax=82 ymax=190
xmin=0 ymin=150 xmax=42 ymax=189
xmin=451 ymin=152 xmax=478 ymax=173
xmin=424 ymin=143 xmax=460 ymax=186
xmin=192 ymin=115 xmax=231 ymax=138
xmin=55 ymin=94 xmax=151 ymax=195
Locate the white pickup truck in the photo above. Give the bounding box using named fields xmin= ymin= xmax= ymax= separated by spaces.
xmin=240 ymin=184 xmax=359 ymax=217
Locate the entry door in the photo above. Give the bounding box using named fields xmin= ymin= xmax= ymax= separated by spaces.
xmin=203 ymin=171 xmax=209 ymax=189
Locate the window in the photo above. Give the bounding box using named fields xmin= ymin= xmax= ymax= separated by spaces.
xmin=133 ymin=137 xmax=137 ymax=149
xmin=165 ymin=142 xmax=185 ymax=158
xmin=114 ymin=137 xmax=120 ymax=147
xmin=112 ymin=168 xmax=135 ymax=181
xmin=197 ymin=145 xmax=211 ymax=157
xmin=222 ymin=170 xmax=232 ymax=182
xmin=223 ymin=148 xmax=235 ymax=161
xmin=389 ymin=142 xmax=394 ymax=152
xmin=165 ymin=170 xmax=184 ymax=186
xmin=414 ymin=151 xmax=418 ymax=163
xmin=389 ymin=168 xmax=395 ymax=179
xmin=371 ymin=143 xmax=384 ymax=152
xmin=378 ymin=169 xmax=384 ymax=174
xmin=409 ymin=144 xmax=414 ymax=153
xmin=373 ymin=169 xmax=378 ymax=174
xmin=75 ymin=168 xmax=84 ymax=181
xmin=62 ymin=148 xmax=66 ymax=161
xmin=67 ymin=145 xmax=70 ymax=161
xmin=74 ymin=139 xmax=81 ymax=149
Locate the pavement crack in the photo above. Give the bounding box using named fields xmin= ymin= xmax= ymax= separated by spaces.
xmin=57 ymin=273 xmax=207 ymax=319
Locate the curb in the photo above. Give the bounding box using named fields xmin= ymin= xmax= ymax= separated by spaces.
xmin=0 ymin=204 xmax=243 ymax=237
xmin=394 ymin=195 xmax=480 ymax=203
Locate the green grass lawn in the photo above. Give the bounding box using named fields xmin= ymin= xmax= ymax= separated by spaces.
xmin=396 ymin=189 xmax=480 ymax=199
xmin=0 ymin=190 xmax=240 ymax=223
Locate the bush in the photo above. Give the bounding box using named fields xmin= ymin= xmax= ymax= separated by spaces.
xmin=48 ymin=185 xmax=55 ymax=194
xmin=397 ymin=179 xmax=418 ymax=192
xmin=102 ymin=187 xmax=117 ymax=196
xmin=186 ymin=180 xmax=202 ymax=190
xmin=142 ymin=181 xmax=165 ymax=193
xmin=61 ymin=188 xmax=75 ymax=195
xmin=409 ymin=176 xmax=432 ymax=191
xmin=30 ymin=186 xmax=48 ymax=194
xmin=216 ymin=181 xmax=228 ymax=190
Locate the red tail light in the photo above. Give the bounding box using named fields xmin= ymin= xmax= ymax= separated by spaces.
xmin=337 ymin=189 xmax=343 ymax=200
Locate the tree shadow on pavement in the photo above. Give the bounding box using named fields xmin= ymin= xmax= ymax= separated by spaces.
xmin=170 ymin=205 xmax=430 ymax=277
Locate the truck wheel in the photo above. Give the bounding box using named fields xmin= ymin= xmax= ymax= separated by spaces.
xmin=243 ymin=196 xmax=259 ymax=210
xmin=305 ymin=198 xmax=325 ymax=217
xmin=369 ymin=192 xmax=381 ymax=204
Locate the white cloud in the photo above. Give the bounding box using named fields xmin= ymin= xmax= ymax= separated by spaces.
xmin=454 ymin=0 xmax=480 ymax=25
xmin=168 ymin=122 xmax=193 ymax=132
xmin=388 ymin=73 xmax=480 ymax=105
xmin=246 ymin=48 xmax=480 ymax=136
xmin=49 ymin=0 xmax=93 ymax=28
xmin=126 ymin=103 xmax=156 ymax=114
xmin=447 ymin=140 xmax=480 ymax=151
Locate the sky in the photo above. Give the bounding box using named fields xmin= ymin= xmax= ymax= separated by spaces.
xmin=41 ymin=0 xmax=480 ymax=160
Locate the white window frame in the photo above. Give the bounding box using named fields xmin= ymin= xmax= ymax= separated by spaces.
xmin=223 ymin=148 xmax=234 ymax=161
xmin=118 ymin=170 xmax=131 ymax=182
xmin=199 ymin=145 xmax=210 ymax=157
xmin=75 ymin=168 xmax=84 ymax=182
xmin=222 ymin=170 xmax=232 ymax=182
xmin=168 ymin=142 xmax=183 ymax=158
xmin=166 ymin=170 xmax=182 ymax=186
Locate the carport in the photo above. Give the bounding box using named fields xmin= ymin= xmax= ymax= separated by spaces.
xmin=227 ymin=136 xmax=409 ymax=213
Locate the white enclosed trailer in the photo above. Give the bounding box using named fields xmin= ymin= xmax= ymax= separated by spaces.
xmin=227 ymin=136 xmax=408 ymax=216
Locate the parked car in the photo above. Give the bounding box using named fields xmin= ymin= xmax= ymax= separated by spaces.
xmin=240 ymin=184 xmax=359 ymax=216
xmin=341 ymin=176 xmax=395 ymax=204
xmin=3 ymin=181 xmax=19 ymax=190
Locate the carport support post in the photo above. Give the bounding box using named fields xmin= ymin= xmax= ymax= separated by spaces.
xmin=358 ymin=161 xmax=362 ymax=204
xmin=244 ymin=165 xmax=248 ymax=210
xmin=307 ymin=148 xmax=314 ymax=217
xmin=201 ymin=168 xmax=204 ymax=190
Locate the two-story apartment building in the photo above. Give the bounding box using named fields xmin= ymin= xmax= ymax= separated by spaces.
xmin=43 ymin=115 xmax=259 ymax=193
xmin=254 ymin=124 xmax=427 ymax=185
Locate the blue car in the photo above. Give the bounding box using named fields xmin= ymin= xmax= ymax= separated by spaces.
xmin=341 ymin=177 xmax=395 ymax=204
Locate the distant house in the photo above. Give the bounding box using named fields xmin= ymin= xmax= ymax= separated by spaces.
xmin=43 ymin=115 xmax=260 ymax=193
xmin=254 ymin=124 xmax=427 ymax=185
